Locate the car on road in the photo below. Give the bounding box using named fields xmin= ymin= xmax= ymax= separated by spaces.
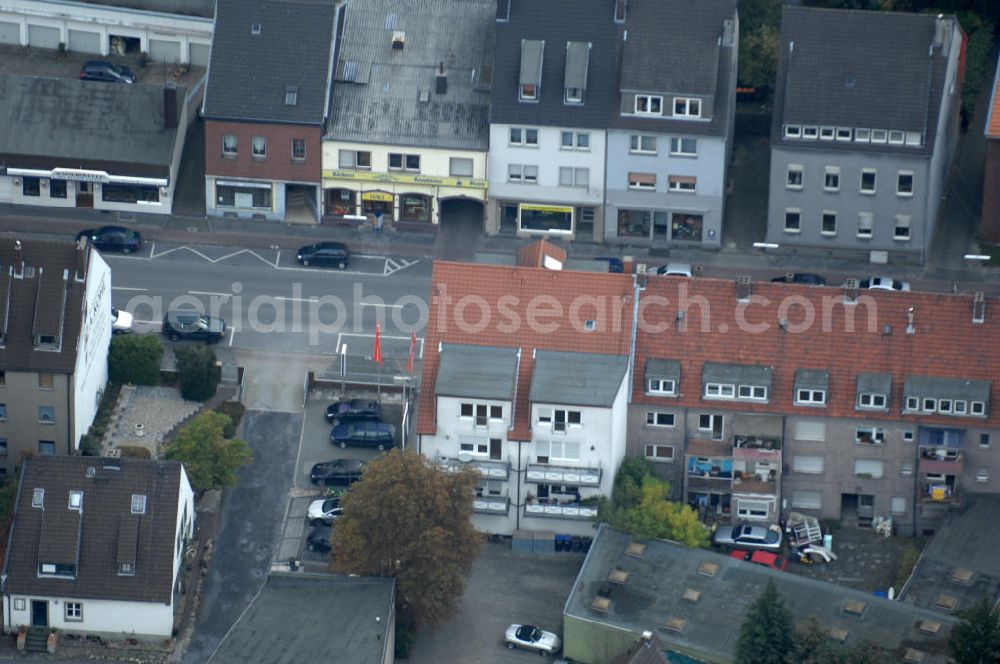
xmin=504 ymin=624 xmax=562 ymax=655
xmin=162 ymin=311 xmax=226 ymax=342
xmin=652 ymin=263 xmax=693 ymax=277
xmin=112 ymin=307 xmax=133 ymax=335
xmin=730 ymin=549 xmax=789 ymax=571
xmin=771 ymin=273 xmax=827 ymax=286
xmin=325 ymin=398 xmax=381 ymax=424
xmin=857 ymin=276 xmax=911 ymax=291
xmin=307 ymin=496 xmax=343 ymax=525
xmin=330 ymin=420 xmax=396 ymax=451
xmin=79 ymin=60 xmax=135 ymax=84
xmin=712 ymin=524 xmax=783 ymax=553
xmin=306 ymin=523 xmax=333 ymax=553
xmin=309 ymin=458 xmax=366 ymax=486
xmin=75 ymin=226 xmax=142 ymax=253
xmin=296 ymin=242 xmax=350 ymax=269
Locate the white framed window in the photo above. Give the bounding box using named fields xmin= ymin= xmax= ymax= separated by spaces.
xmin=698 ymin=414 xmax=723 ymax=440
xmin=628 ymin=172 xmax=656 ymax=190
xmin=981 ymin=434 xmax=991 ymax=449
xmin=548 ymin=409 xmax=582 ymax=433
xmin=737 ymin=385 xmax=767 ymax=400
xmin=668 ymin=175 xmax=696 ymax=192
xmin=784 ymin=208 xmax=801 ymax=233
xmin=536 ymin=440 xmax=581 ymax=462
xmin=786 ymin=165 xmax=804 ymax=189
xmin=977 ymin=468 xmax=990 ymax=483
xmin=796 ymin=389 xmax=826 ymax=405
xmin=871 ymin=129 xmax=887 ymax=143
xmin=560 ymin=131 xmax=590 ymax=150
xmin=644 ymin=444 xmax=674 ymax=462
xmin=791 ymin=490 xmax=822 ymax=510
xmin=794 ymin=420 xmax=826 ymax=441
xmin=855 ymin=128 xmax=871 ymax=142
xmin=508 ymin=164 xmax=538 ymax=183
xmin=905 ymin=396 xmax=919 ymax=411
xmin=388 ymin=153 xmax=421 ymax=172
xmin=802 ymin=126 xmax=818 ymax=139
xmin=894 ymin=215 xmax=911 ymax=240
xmin=65 ymin=602 xmax=82 ymax=621
xmin=824 ymin=167 xmax=840 ymax=192
xmin=922 ymin=398 xmax=937 ymax=413
xmin=251 ymin=136 xmax=266 ymax=158
xmin=792 ymin=455 xmax=824 ymax=474
xmin=855 ymin=427 xmax=885 ymax=445
xmin=783 ymin=125 xmax=802 ymax=138
xmin=903 ymin=430 xmax=914 ymax=442
xmin=888 ymin=130 xmax=905 ymax=145
xmin=954 ymin=400 xmax=968 ymax=414
xmin=905 ymin=131 xmax=922 ymax=146
xmin=857 ymin=212 xmax=874 ymax=238
xmin=670 ymin=137 xmax=697 ymax=156
xmin=635 ymin=95 xmax=663 ymax=115
xmin=537 ymin=408 xmax=552 ymax=424
xmin=291 ymin=138 xmax=306 ymax=161
xmin=857 ymin=393 xmax=887 ymax=410
xmin=736 ymin=501 xmax=770 ymax=519
xmin=647 ymin=378 xmax=676 ymax=395
xmin=900 ymin=460 xmax=913 ymax=475
xmin=972 ymin=401 xmax=986 ymax=415
xmin=222 ymin=134 xmax=238 ymax=156
xmin=819 ymin=126 xmax=835 ymax=140
xmin=13 ymin=598 xmax=24 ymax=611
xmin=459 ymin=437 xmax=489 ymax=455
xmin=490 ymin=406 xmax=503 ymax=420
xmin=645 ymin=412 xmax=675 ymax=427
xmin=520 ymin=81 xmax=537 ymax=101
xmin=860 ymin=169 xmax=877 ymax=194
xmin=938 ymin=399 xmax=952 ymax=413
xmin=897 ymin=171 xmax=914 ymax=196
xmin=630 ymin=134 xmax=657 ymax=154
xmin=509 ymin=127 xmax=539 ymax=146
xmin=338 ymin=149 xmax=371 ymax=170
xmin=821 ymin=210 xmax=837 ymax=236
xmin=890 ymin=497 xmax=907 ymax=515
xmin=449 ymin=157 xmax=474 ymax=177
xmin=705 ymin=383 xmax=735 ymax=399
xmin=836 ymin=127 xmax=853 ymax=142
xmin=673 ymin=97 xmax=701 ymax=117
xmin=854 ymin=459 xmax=884 ymax=478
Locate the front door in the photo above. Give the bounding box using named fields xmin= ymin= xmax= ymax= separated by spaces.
xmin=489 ymin=438 xmax=501 ymax=461
xmin=76 ymin=182 xmax=94 ymax=208
xmin=31 ymin=600 xmax=47 ymax=628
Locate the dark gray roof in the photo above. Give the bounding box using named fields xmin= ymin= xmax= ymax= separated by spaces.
xmin=702 ymin=362 xmax=772 ymax=387
xmin=529 ymin=350 xmax=627 ymax=407
xmin=436 ymin=344 xmax=518 ymax=400
xmin=209 ymin=573 xmax=394 ymax=664
xmin=490 ymin=0 xmax=620 ymax=128
xmin=0 ymin=76 xmax=184 ymax=176
xmin=566 ymin=525 xmax=956 ymax=663
xmin=901 ymin=495 xmax=1000 ymax=613
xmin=325 ymin=0 xmax=496 ymax=150
xmin=80 ymin=0 xmax=215 ymax=18
xmin=857 ymin=372 xmax=892 ymax=395
xmin=4 ymin=457 xmax=184 ymax=604
xmin=771 ymin=6 xmax=954 ymax=155
xmin=644 ymin=359 xmax=680 ymax=380
xmin=794 ymin=369 xmax=829 ymax=391
xmin=0 ymin=239 xmax=90 ymax=374
xmin=903 ymin=376 xmax=990 ymax=402
xmin=203 ymin=0 xmax=335 ymax=124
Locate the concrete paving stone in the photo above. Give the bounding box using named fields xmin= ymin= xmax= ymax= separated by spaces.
xmin=106 ymin=385 xmax=201 ymax=455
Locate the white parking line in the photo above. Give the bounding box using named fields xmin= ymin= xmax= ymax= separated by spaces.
xmin=112 ymin=286 xmax=148 ymax=292
xmin=228 ymin=328 xmax=235 ymax=347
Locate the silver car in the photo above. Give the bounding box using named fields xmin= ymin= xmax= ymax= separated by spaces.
xmin=712 ymin=524 xmax=783 ymax=552
xmin=505 ymin=624 xmax=561 ymax=655
xmin=307 ymin=497 xmax=343 ymax=525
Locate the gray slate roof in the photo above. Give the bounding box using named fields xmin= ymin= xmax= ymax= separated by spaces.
xmin=436 ymin=344 xmax=519 ymax=400
xmin=702 ymin=362 xmax=772 ymax=387
xmin=903 ymin=375 xmax=990 ymax=402
xmin=203 ymin=0 xmax=335 ymax=124
xmin=3 ymin=457 xmax=185 ymax=604
xmin=529 ymin=350 xmax=627 ymax=407
xmin=566 ymin=525 xmax=956 ymax=663
xmin=0 ymin=76 xmax=184 ymax=176
xmin=209 ymin=573 xmax=394 ymax=664
xmin=772 ymin=6 xmax=953 ymax=155
xmin=325 ymin=0 xmax=495 ymax=150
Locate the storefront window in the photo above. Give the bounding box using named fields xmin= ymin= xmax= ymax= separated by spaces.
xmin=361 ymin=191 xmax=393 ymax=217
xmin=671 ymin=213 xmax=703 ymax=241
xmin=22 ymin=177 xmax=40 ymax=197
xmin=519 ymin=205 xmax=573 ymax=233
xmin=324 ymin=188 xmax=356 ymax=216
xmin=653 ymin=212 xmax=669 ymax=238
xmin=101 ymin=183 xmax=160 ymax=204
xmin=217 ymin=184 xmax=272 ymax=209
xmin=617 ymin=209 xmax=650 ymax=237
xmin=49 ymin=180 xmax=67 ymax=199
xmin=399 ymin=194 xmax=431 ymax=222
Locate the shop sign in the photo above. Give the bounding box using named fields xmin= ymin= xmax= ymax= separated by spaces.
xmin=51 ymin=168 xmax=111 ymax=183
xmin=322 ymin=169 xmax=487 ymax=189
xmin=361 ymin=191 xmax=394 ymax=202
xmin=521 ymin=204 xmax=574 ymax=214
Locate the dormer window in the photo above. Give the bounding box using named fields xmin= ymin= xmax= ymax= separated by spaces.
xmin=284 ymin=86 xmax=298 ymax=106
xmin=118 ymin=562 xmax=135 ymax=576
xmin=68 ymin=490 xmax=83 ymax=511
xmin=519 ymin=40 xmax=544 ymax=102
xmin=857 ymin=393 xmax=887 ymax=409
xmin=563 ymin=41 xmax=590 ymax=105
xmin=251 ymin=23 xmax=262 ymax=35
xmin=635 ymin=95 xmax=662 ymax=115
xmin=131 ymin=494 xmax=147 ymax=514
xmin=32 ymin=488 xmax=44 ymax=509
xmin=673 ymin=97 xmax=700 ymax=118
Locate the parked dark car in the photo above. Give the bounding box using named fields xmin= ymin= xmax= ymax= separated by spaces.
xmin=325 ymin=399 xmax=381 ymax=423
xmin=330 ymin=420 xmax=396 ymax=450
xmin=75 ymin=226 xmax=142 ymax=253
xmin=594 ymin=257 xmax=624 ymax=273
xmin=306 ymin=523 xmax=333 ymax=553
xmin=79 ymin=60 xmax=135 ymax=84
xmin=296 ymin=242 xmax=350 ymax=269
xmin=161 ymin=311 xmax=226 ymax=342
xmin=770 ymin=273 xmax=827 ymax=286
xmin=309 ymin=458 xmax=366 ymax=486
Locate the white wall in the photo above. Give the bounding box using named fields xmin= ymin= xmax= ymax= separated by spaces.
xmin=171 ymin=465 xmax=196 ymax=595
xmin=71 ymin=247 xmax=111 ymax=449
xmin=322 ymin=141 xmax=488 ymax=181
xmin=6 ymin=595 xmax=173 ymax=639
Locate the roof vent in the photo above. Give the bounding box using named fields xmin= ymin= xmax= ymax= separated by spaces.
xmin=625 ymin=542 xmax=646 ymax=558
xmin=736 ymin=275 xmax=752 ymax=302
xmin=436 ymin=62 xmax=447 ymax=95
xmin=664 ymin=616 xmax=686 ymax=633
xmin=392 ymin=31 xmax=405 ymax=49
xmin=844 ymin=600 xmax=867 ymax=616
xmin=682 ymin=588 xmax=701 ymax=604
xmin=904 ymin=648 xmax=926 ymax=664
xmin=934 ymin=594 xmax=957 ymax=611
xmin=843 ymin=278 xmax=859 ymax=304
xmin=85 ymin=466 xmax=96 ymax=479
xmin=614 ymin=0 xmax=627 ymax=23
xmin=829 ymin=627 xmax=849 ymax=643
xmin=950 ymin=567 xmax=973 ymax=584
xmin=591 ymin=596 xmax=611 ymax=614
xmin=917 ymin=620 xmax=942 ymax=635
xmin=973 ymin=291 xmax=985 ymax=324
xmin=418 ymin=89 xmax=430 ymax=103
xmin=251 ymin=23 xmax=261 ymax=35
xmin=697 ymin=561 xmax=720 ymax=578
xmin=608 ymin=568 xmax=630 ymax=585
xmin=68 ymin=490 xmax=83 ymax=511
xmin=31 ymin=488 xmax=44 ymax=509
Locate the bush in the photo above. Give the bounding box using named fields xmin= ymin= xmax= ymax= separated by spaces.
xmin=394 ymin=622 xmax=415 ymax=659
xmin=109 ymin=335 xmax=163 ymax=385
xmin=894 ymin=543 xmax=921 ymax=591
xmin=79 ymin=434 xmax=101 ymax=456
xmin=117 ymin=446 xmax=152 ymax=459
xmin=175 ymin=345 xmax=220 ymax=402
xmin=214 ymin=401 xmax=246 ymax=438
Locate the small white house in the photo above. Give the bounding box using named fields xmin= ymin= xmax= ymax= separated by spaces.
xmin=2 ymin=456 xmax=195 ymax=640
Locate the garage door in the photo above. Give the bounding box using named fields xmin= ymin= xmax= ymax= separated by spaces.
xmin=67 ymin=29 xmax=100 ymax=54
xmin=148 ymin=38 xmax=181 ymax=64
xmin=27 ymin=24 xmax=59 ymax=50
xmin=0 ymin=21 xmax=19 ymax=45
xmin=189 ymin=42 xmax=210 ymax=67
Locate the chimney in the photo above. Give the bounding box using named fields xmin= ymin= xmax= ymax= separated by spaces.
xmin=973 ymin=292 xmax=985 ymax=324
xmin=622 ymin=255 xmax=633 ymax=274
xmin=906 ymin=307 xmax=916 ymax=335
xmin=392 ymin=31 xmax=405 ymax=49
xmin=933 ymin=14 xmax=948 ymax=49
xmin=435 ymin=62 xmax=447 ymax=95
xmin=163 ymin=86 xmax=178 ymax=129
xmin=614 ymin=0 xmax=627 ymax=23
xmin=736 ymin=275 xmax=752 ymax=302
xmin=843 ymin=278 xmax=859 ymax=304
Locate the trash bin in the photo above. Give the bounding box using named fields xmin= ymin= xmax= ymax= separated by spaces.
xmin=571 ymin=536 xmax=582 ymax=552
xmin=581 ymin=536 xmax=593 ymax=553
xmin=554 ymin=534 xmax=569 ymax=552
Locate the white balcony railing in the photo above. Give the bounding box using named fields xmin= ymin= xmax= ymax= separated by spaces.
xmin=526 ymin=464 xmax=601 ymax=487
xmin=473 ymin=496 xmax=510 ymax=515
xmin=524 ymin=503 xmax=598 ymax=520
xmin=438 ymin=457 xmax=510 ymax=480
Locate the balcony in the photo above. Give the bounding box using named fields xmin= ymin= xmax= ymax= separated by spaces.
xmin=526 ymin=464 xmax=601 ymax=487
xmin=473 ymin=495 xmax=510 ymax=515
xmin=524 ymin=502 xmax=598 ymax=520
xmin=733 ymin=434 xmax=782 ymax=455
xmin=920 ymin=477 xmax=961 ymax=504
xmin=439 ymin=457 xmax=510 ymax=480
xmin=687 ymin=476 xmax=732 ymax=493
xmin=732 ymin=477 xmax=777 ymax=496
xmin=918 ymin=448 xmax=964 ymax=475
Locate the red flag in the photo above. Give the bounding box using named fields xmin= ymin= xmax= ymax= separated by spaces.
xmin=373 ymin=322 xmax=382 ymax=366
xmin=407 ymin=330 xmax=417 ymax=373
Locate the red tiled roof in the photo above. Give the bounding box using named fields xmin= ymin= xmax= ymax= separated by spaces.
xmin=516 ymin=238 xmax=567 ymax=268
xmin=633 ymin=278 xmax=1000 ymax=428
xmin=417 ymin=261 xmax=634 ymax=439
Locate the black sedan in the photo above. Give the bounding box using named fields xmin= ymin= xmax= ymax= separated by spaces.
xmin=161 ymin=311 xmax=226 ymax=342
xmin=75 ymin=226 xmax=142 ymax=253
xmin=325 ymin=399 xmax=381 ymax=423
xmin=306 ymin=523 xmax=333 ymax=553
xmin=296 ymin=242 xmax=350 ymax=269
xmin=310 ymin=458 xmax=366 ymax=486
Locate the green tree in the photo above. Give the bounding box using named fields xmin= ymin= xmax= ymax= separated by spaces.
xmin=735 ymin=580 xmax=797 ymax=664
xmin=738 ymin=0 xmax=782 ymax=92
xmin=165 ymin=411 xmax=251 ymax=493
xmin=331 ymin=449 xmax=481 ymax=628
xmin=175 ymin=345 xmax=220 ymax=402
xmin=108 ymin=334 xmax=162 ymax=385
xmin=950 ymin=597 xmax=1000 ymax=664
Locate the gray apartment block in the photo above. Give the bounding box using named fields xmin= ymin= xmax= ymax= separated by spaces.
xmin=766 ymin=7 xmax=962 ymax=262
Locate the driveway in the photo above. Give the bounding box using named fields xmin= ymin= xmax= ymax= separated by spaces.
xmin=182 ymin=410 xmax=302 ymax=663
xmin=408 ymin=544 xmax=584 ymax=664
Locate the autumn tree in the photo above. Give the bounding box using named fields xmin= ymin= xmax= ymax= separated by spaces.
xmin=165 ymin=411 xmax=251 ymax=493
xmin=735 ymin=580 xmax=796 ymax=664
xmin=950 ymin=597 xmax=1000 ymax=664
xmin=331 ymin=448 xmax=481 ymax=628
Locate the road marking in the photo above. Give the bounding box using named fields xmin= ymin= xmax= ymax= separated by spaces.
xmin=132 ymin=319 xmax=160 ymax=325
xmin=189 ymin=290 xmax=232 ymax=298
xmin=228 ymin=328 xmax=235 ymax=347
xmin=384 ymin=258 xmax=420 ymax=276
xmin=112 ymin=286 xmax=147 ymax=292
xmin=358 ymin=302 xmax=405 ymax=309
